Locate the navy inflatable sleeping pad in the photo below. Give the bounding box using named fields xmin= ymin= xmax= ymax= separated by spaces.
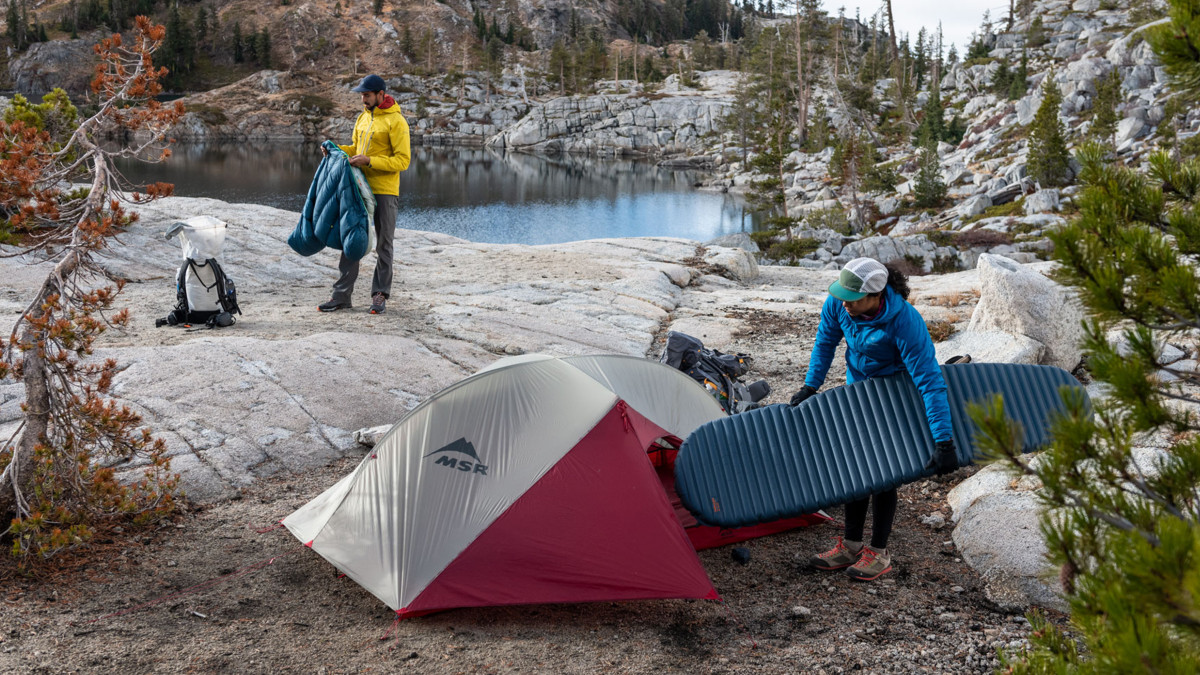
xmin=674 ymin=362 xmax=1088 ymax=529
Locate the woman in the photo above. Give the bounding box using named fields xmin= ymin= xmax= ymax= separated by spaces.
xmin=790 ymin=257 xmax=958 ymax=581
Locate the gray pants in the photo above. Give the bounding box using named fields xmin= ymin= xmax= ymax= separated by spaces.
xmin=331 ymin=194 xmax=398 ymax=302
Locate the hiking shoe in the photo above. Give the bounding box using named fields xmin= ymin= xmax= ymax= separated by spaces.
xmin=846 ymin=545 xmax=892 ymax=581
xmin=318 ymin=298 xmax=351 ymax=312
xmin=810 ymin=537 xmax=863 ymax=571
xmin=369 ymin=293 xmax=386 ymax=315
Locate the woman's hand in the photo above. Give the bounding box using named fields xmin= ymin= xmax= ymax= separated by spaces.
xmin=789 ymin=385 xmax=818 ymax=406
xmin=925 ymin=440 xmax=958 ymax=475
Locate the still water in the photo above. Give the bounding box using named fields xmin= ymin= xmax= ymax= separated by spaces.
xmin=115 ymin=143 xmax=758 ymax=245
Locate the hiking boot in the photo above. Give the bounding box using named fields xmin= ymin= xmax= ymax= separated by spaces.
xmin=318 ymin=298 xmax=351 ymax=312
xmin=845 ymin=545 xmax=892 ymax=581
xmin=810 ymin=537 xmax=863 ymax=571
xmin=369 ymin=293 xmax=387 ymax=315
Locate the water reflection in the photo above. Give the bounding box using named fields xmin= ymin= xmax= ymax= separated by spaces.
xmin=115 ymin=143 xmax=759 ymax=245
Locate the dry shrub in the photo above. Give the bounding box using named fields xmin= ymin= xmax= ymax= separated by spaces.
xmin=924 ymin=289 xmax=981 ymax=307
xmin=926 ymin=319 xmax=955 ymax=342
xmin=954 ymin=228 xmax=1014 ymax=249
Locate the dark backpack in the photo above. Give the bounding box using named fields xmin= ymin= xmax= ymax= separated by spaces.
xmin=156 ymin=257 xmax=241 ymax=328
xmin=659 ymin=331 xmax=770 ymax=414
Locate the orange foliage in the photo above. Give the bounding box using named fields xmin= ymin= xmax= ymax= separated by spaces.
xmin=2 ymin=17 xmax=184 ymax=570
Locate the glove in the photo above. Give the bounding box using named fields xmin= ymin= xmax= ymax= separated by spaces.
xmin=789 ymin=385 xmax=818 ymax=407
xmin=924 ymin=439 xmax=958 ymax=476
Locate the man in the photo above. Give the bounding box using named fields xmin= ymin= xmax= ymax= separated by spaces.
xmin=319 ymin=74 xmax=411 ymax=314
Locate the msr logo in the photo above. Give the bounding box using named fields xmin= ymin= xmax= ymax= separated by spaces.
xmin=425 ymin=438 xmax=489 ymax=476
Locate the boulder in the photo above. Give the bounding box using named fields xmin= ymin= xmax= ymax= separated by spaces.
xmin=1015 ymin=92 xmax=1042 ymax=126
xmin=875 ymin=196 xmax=900 ymax=216
xmin=957 ymin=194 xmax=992 ymax=218
xmin=933 ymin=329 xmax=1045 ymax=365
xmin=949 ymin=465 xmax=1066 ymax=611
xmin=706 ymin=232 xmax=760 ymax=254
xmin=1115 ymin=116 xmax=1147 ymax=147
xmin=966 ymin=254 xmax=1086 ymax=371
xmin=1023 ymin=189 xmax=1061 ymax=215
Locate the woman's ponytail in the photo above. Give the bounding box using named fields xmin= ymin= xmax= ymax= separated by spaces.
xmin=883 ymin=263 xmax=911 ymax=301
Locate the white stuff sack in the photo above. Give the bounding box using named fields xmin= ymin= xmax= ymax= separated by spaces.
xmin=170 ymin=215 xmax=227 ymax=261
xmin=166 ymin=216 xmax=229 ymax=313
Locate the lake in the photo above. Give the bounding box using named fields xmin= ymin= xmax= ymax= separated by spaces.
xmin=115 ymin=143 xmax=759 ymax=245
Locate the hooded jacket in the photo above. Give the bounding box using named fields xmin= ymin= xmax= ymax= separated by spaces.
xmin=804 ymin=285 xmax=953 ymax=442
xmin=337 ymin=95 xmax=411 ymax=196
xmin=288 ymin=141 xmax=373 ymax=261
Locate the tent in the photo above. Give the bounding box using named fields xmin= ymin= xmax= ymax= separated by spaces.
xmin=283 ymin=354 xmax=822 ymax=617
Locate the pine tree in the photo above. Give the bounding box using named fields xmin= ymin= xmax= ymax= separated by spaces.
xmin=976 ymin=4 xmax=1200 ymax=668
xmin=1027 ymin=73 xmax=1071 ymax=187
xmin=830 ymin=130 xmax=870 ymax=231
xmin=232 ymin=21 xmax=243 ymax=63
xmin=0 ymin=18 xmax=182 ymax=567
xmin=982 ymin=142 xmax=1200 ymax=673
xmin=257 ymin=28 xmax=271 ymax=68
xmin=1147 ymin=0 xmax=1200 ymax=96
xmin=1091 ymin=69 xmax=1121 ymax=147
xmin=914 ymin=84 xmax=945 ymax=147
xmin=194 ymin=6 xmax=207 ymax=48
xmin=373 ymin=0 xmax=382 ymax=16
xmin=1007 ymin=50 xmax=1028 ymax=101
xmin=161 ymin=3 xmax=195 ymax=88
xmin=912 ymin=140 xmax=946 ymax=208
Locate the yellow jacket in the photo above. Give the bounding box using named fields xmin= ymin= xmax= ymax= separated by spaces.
xmin=337 ymin=97 xmax=411 ymax=196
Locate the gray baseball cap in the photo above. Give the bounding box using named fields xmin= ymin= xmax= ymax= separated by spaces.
xmin=829 ymin=257 xmax=889 ymax=301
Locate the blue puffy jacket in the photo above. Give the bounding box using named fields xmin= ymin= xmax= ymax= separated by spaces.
xmin=804 ymin=285 xmax=953 ymax=442
xmin=288 ymin=141 xmax=372 ymax=261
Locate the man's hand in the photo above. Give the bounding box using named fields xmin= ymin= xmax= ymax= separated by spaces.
xmin=924 ymin=440 xmax=958 ymax=476
xmin=789 ymin=385 xmax=818 ymax=407
xmin=349 ymin=154 xmax=371 ymax=168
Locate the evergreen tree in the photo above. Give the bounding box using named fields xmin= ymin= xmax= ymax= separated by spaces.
xmin=373 ymin=0 xmax=382 ymax=17
xmin=547 ymin=40 xmax=569 ymax=94
xmin=1091 ymin=68 xmax=1121 ymax=146
xmin=914 ymin=85 xmax=945 ymax=146
xmin=1007 ymin=49 xmax=1028 ymax=100
xmin=194 ymin=6 xmax=207 ymax=48
xmin=1148 ymin=0 xmax=1200 ymax=96
xmin=978 ymin=5 xmax=1200 ymax=668
xmin=161 ymin=3 xmax=195 ymax=88
xmin=232 ymin=21 xmax=243 ymax=63
xmin=912 ymin=140 xmax=946 ymax=208
xmin=257 ymin=28 xmax=271 ymax=68
xmin=943 ymin=114 xmax=966 ymax=145
xmin=991 ymin=59 xmax=1013 ymax=96
xmin=6 ymin=0 xmax=23 ymax=50
xmin=830 ymin=130 xmax=870 ymax=231
xmin=1027 ymin=73 xmax=1072 ymax=187
xmin=984 ymin=142 xmax=1200 ymax=673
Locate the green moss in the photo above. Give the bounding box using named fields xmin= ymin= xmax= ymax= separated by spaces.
xmin=961 ymin=199 xmax=1025 ymax=224
xmin=185 ymin=104 xmax=228 ymax=126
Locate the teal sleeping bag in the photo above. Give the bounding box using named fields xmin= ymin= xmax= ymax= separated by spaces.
xmin=288 ymin=140 xmax=376 ymax=261
xmin=674 ymin=362 xmax=1088 ymax=528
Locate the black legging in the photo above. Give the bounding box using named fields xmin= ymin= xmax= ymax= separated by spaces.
xmin=843 ymin=489 xmax=898 ymax=549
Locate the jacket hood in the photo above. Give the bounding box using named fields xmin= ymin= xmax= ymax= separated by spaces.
xmin=375 ymin=94 xmax=398 ymax=112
